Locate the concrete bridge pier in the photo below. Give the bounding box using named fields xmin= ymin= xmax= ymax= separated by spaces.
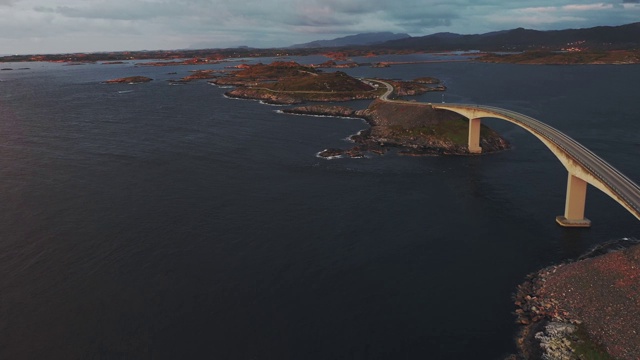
xmin=556 ymin=173 xmax=592 ymax=228
xmin=468 ymin=118 xmax=482 ymax=154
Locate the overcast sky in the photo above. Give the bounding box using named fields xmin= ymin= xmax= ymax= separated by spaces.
xmin=1 ymin=0 xmax=639 ymax=55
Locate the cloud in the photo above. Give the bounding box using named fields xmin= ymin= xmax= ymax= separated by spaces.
xmin=1 ymin=0 xmax=639 ymax=54
xmin=397 ymin=18 xmax=453 ymax=32
xmin=25 ymin=0 xmax=638 ymax=35
xmin=562 ymin=3 xmax=613 ymax=10
xmin=34 ymin=1 xmax=193 ymax=21
xmin=478 ymin=2 xmax=640 ymax=30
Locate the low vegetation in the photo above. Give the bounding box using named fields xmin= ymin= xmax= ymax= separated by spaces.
xmin=262 ymin=71 xmax=373 ymax=92
xmin=218 ymin=61 xmax=385 ymax=103
xmin=571 ymin=325 xmax=616 ymax=360
xmin=387 ymin=120 xmax=495 ymax=146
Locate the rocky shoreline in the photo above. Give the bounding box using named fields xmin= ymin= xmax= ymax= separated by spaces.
xmin=225 ymin=88 xmax=307 ymax=105
xmin=224 ymin=87 xmax=382 ymax=105
xmin=507 ymin=239 xmax=640 ymax=360
xmin=281 ymin=105 xmax=359 ymax=118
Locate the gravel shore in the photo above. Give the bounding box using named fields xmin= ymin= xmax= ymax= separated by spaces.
xmin=510 ymin=239 xmax=640 ymax=359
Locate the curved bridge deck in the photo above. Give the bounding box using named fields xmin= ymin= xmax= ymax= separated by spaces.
xmin=364 ymin=79 xmax=640 ymax=227
xmin=433 ymin=103 xmax=640 ymax=227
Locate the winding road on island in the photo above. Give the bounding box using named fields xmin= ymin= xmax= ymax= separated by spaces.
xmin=367 ymin=78 xmax=640 ymax=223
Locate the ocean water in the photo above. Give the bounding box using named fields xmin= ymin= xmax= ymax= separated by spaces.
xmin=1 ymin=59 xmax=639 ymax=359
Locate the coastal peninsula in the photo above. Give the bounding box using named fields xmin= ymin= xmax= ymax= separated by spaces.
xmin=284 ymin=100 xmax=509 ymax=157
xmin=211 ymin=60 xmax=508 ymax=157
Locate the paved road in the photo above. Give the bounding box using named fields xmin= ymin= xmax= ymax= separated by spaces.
xmin=367 ymin=79 xmax=394 ymax=101
xmin=366 ymin=78 xmax=640 ymax=219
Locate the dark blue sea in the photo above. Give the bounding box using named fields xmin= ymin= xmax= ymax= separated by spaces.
xmin=1 ymin=57 xmax=639 ymax=359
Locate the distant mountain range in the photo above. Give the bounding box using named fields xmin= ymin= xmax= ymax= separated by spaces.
xmin=290 ymin=32 xmax=410 ymax=48
xmin=289 ymin=22 xmax=640 ymax=51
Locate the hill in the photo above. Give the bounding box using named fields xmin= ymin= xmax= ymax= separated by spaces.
xmin=290 ymin=32 xmax=410 ymax=48
xmin=380 ymin=22 xmax=640 ymax=51
xmin=214 ymin=61 xmax=383 ymax=104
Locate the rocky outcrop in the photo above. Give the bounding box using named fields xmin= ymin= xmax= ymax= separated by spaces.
xmin=317 ymin=147 xmax=366 ymax=158
xmin=534 ymin=323 xmax=578 ymax=360
xmin=168 ymin=70 xmax=221 ymax=84
xmin=105 ymin=76 xmax=152 ymax=84
xmin=414 ymin=77 xmax=441 ymax=84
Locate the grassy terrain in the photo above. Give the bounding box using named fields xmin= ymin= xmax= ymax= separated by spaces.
xmin=232 ymin=61 xmax=319 ymax=79
xmin=572 ymin=326 xmax=616 ymax=360
xmin=387 ymin=119 xmax=496 ymax=145
xmin=225 ymin=61 xmax=384 ymax=102
xmin=263 ymin=71 xmax=374 ymax=92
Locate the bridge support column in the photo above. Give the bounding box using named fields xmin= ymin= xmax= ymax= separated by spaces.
xmin=468 ymin=118 xmax=482 ymax=154
xmin=556 ymin=173 xmax=591 ymax=228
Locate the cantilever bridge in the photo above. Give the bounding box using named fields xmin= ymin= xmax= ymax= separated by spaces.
xmin=369 ymin=79 xmax=640 ymax=227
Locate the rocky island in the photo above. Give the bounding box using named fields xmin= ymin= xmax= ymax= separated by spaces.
xmin=167 ymin=69 xmax=222 ymax=84
xmin=104 ymin=76 xmax=153 ymax=84
xmin=212 ymin=61 xmax=384 ymax=104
